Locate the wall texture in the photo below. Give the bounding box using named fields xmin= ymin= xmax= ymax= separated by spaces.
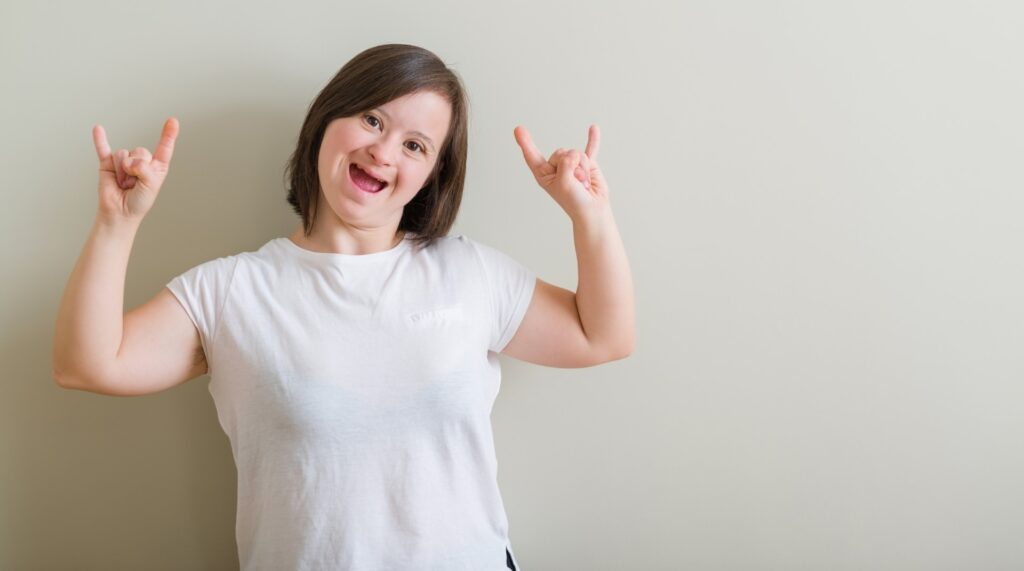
xmin=3 ymin=0 xmax=1023 ymax=569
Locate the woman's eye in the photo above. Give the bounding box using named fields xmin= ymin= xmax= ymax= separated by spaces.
xmin=362 ymin=115 xmax=424 ymax=154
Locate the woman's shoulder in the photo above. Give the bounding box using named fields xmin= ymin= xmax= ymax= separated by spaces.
xmin=418 ymin=233 xmax=492 ymax=258
xmin=428 ymin=233 xmax=505 ymax=250
xmin=420 ymin=234 xmax=527 ymax=274
xmin=177 ymin=238 xmax=277 ymax=275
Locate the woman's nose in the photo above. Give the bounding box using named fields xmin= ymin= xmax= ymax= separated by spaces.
xmin=367 ymin=138 xmax=396 ymax=166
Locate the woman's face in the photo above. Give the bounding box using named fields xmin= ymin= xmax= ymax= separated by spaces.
xmin=315 ymin=90 xmax=453 ymax=231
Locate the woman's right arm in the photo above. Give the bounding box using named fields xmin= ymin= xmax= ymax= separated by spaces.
xmin=52 ymin=119 xmax=206 ymax=396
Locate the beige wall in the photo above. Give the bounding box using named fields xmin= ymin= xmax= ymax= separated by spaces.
xmin=4 ymin=0 xmax=1023 ymax=568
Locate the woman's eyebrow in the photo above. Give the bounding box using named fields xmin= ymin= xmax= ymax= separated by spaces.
xmin=374 ymin=108 xmax=437 ymax=152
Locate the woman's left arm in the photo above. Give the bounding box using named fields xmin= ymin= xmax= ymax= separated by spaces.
xmin=507 ymin=124 xmax=636 ymax=362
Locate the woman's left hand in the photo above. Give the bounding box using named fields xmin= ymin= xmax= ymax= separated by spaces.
xmin=514 ymin=124 xmax=610 ymax=225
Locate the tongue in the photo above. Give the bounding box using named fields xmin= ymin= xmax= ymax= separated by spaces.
xmin=351 ymin=165 xmax=385 ymax=192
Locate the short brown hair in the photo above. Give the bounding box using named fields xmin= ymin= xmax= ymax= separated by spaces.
xmin=284 ymin=44 xmax=470 ymax=252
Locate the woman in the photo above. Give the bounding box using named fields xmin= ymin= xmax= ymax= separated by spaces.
xmin=53 ymin=44 xmax=635 ymax=570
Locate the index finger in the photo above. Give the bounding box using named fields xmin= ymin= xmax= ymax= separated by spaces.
xmin=513 ymin=125 xmax=546 ymax=171
xmin=584 ymin=124 xmax=600 ymax=160
xmin=92 ymin=125 xmax=111 ymax=162
xmin=152 ymin=117 xmax=180 ymax=165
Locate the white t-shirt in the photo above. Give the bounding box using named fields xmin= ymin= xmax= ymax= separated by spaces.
xmin=166 ymin=233 xmax=535 ymax=571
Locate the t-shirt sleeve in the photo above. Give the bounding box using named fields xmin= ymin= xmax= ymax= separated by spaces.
xmin=164 ymin=255 xmax=240 ymax=367
xmin=465 ymin=237 xmax=537 ymax=353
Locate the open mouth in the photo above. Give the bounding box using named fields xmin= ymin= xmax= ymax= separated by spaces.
xmin=349 ymin=163 xmax=387 ymax=193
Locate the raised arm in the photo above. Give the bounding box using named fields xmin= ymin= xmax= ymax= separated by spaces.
xmin=501 ymin=124 xmax=635 ymax=367
xmin=52 ymin=119 xmax=204 ymax=395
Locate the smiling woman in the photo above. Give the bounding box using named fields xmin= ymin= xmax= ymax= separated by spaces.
xmin=301 ymin=89 xmax=453 ymax=234
xmin=53 ymin=42 xmax=633 ymax=571
xmin=283 ymin=45 xmax=469 ymax=256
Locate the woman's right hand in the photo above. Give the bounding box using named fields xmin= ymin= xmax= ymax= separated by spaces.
xmin=92 ymin=118 xmax=179 ymax=225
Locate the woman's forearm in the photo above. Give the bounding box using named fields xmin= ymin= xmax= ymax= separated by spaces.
xmin=573 ymin=208 xmax=636 ymax=359
xmin=52 ymin=215 xmax=139 ymax=386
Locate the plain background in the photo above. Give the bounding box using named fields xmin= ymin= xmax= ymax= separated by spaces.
xmin=3 ymin=0 xmax=1023 ymax=569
